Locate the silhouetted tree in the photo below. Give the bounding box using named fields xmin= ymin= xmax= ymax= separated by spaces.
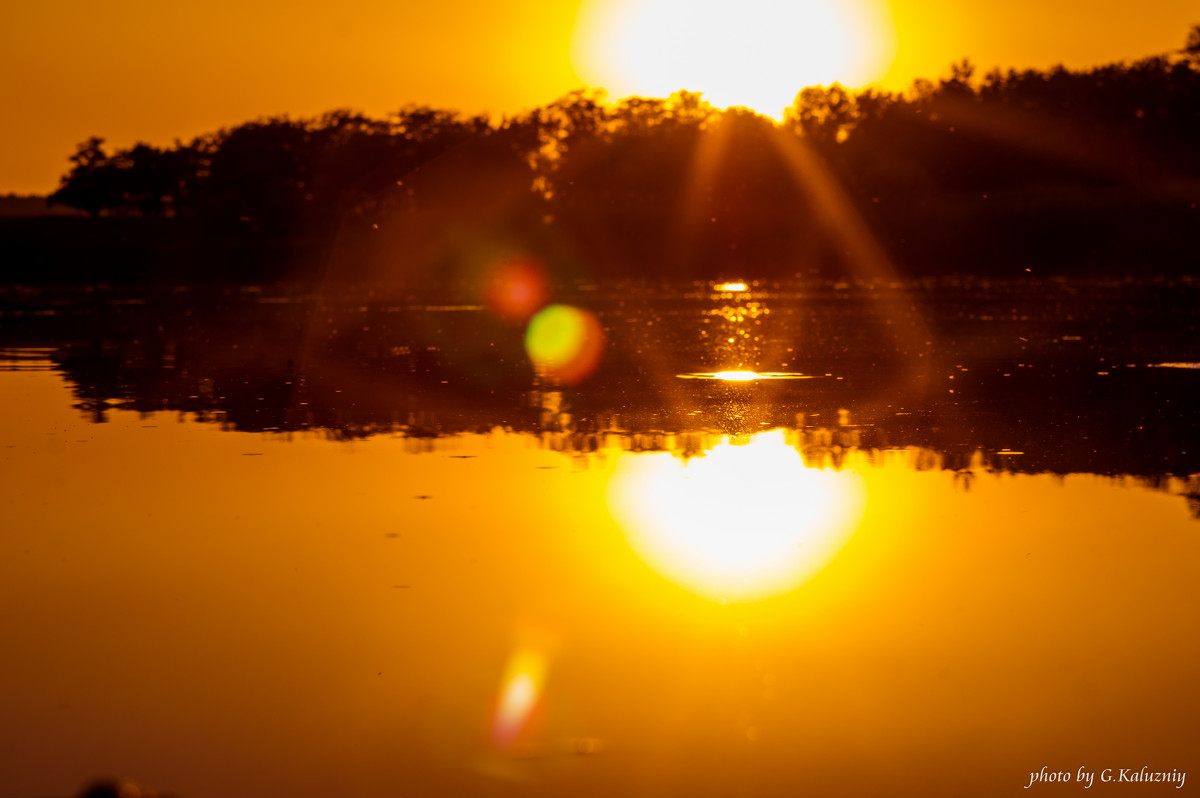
xmin=111 ymin=143 xmax=175 ymax=216
xmin=1185 ymin=24 xmax=1200 ymax=56
xmin=49 ymin=137 xmax=123 ymax=218
xmin=199 ymin=117 xmax=313 ymax=234
xmin=788 ymin=84 xmax=856 ymax=143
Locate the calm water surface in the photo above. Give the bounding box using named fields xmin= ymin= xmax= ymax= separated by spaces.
xmin=1 ymin=281 xmax=1198 ymax=798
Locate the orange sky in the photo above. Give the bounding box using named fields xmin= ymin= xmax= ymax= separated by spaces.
xmin=1 ymin=0 xmax=1195 ymax=195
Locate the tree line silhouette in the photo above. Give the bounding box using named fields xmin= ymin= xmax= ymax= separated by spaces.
xmin=17 ymin=26 xmax=1200 ymax=283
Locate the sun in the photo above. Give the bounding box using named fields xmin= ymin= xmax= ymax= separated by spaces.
xmin=571 ymin=0 xmax=897 ymax=120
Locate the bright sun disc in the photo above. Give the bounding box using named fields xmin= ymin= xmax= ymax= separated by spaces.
xmin=571 ymin=0 xmax=897 ymax=119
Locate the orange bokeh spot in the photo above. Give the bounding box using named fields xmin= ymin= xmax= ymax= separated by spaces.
xmin=485 ymin=257 xmax=550 ymax=322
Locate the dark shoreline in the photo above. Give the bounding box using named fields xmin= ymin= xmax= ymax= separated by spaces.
xmin=4 ymin=188 xmax=1199 ymax=288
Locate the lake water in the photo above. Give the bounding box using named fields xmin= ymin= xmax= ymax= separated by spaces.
xmin=1 ymin=279 xmax=1198 ymax=798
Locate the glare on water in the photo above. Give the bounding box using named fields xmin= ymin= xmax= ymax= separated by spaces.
xmin=607 ymin=429 xmax=866 ymax=601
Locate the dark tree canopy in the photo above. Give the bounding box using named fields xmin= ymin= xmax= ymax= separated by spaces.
xmin=36 ymin=25 xmax=1200 ymax=283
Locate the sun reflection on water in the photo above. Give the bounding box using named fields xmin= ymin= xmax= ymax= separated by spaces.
xmin=712 ymin=370 xmax=758 ymax=381
xmin=606 ymin=429 xmax=867 ymax=602
xmin=677 ymin=370 xmax=814 ymax=381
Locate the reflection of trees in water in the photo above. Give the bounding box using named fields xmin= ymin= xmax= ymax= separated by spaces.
xmin=47 ymin=338 xmax=1200 ymax=481
xmin=27 ymin=318 xmax=1200 ymax=518
xmin=1185 ymin=490 xmax=1200 ymax=519
xmin=3 ymin=280 xmax=1196 ymax=482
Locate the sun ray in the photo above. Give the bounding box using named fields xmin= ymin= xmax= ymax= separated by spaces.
xmin=764 ymin=126 xmax=934 ymax=398
xmin=667 ymin=103 xmax=732 ymax=273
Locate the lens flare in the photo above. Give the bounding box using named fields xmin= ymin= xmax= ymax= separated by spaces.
xmin=485 ymin=256 xmax=550 ymax=323
xmin=607 ymin=429 xmax=866 ymax=602
xmin=524 ymin=304 xmax=605 ymax=384
xmin=492 ymin=648 xmax=546 ymax=749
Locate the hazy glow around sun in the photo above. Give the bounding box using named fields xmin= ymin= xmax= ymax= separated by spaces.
xmin=571 ymin=0 xmax=897 ymax=119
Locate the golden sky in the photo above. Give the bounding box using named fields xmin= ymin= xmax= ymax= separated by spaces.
xmin=1 ymin=0 xmax=1195 ymax=195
